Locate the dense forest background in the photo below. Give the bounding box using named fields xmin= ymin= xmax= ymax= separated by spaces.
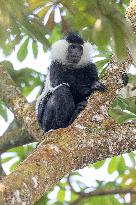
xmin=1 ymin=0 xmax=136 ymax=204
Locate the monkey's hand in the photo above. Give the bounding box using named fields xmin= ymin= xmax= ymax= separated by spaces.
xmin=122 ymin=73 xmax=129 ymax=86
xmin=91 ymin=81 xmax=107 ymax=92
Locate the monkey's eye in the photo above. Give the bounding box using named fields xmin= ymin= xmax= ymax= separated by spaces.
xmin=70 ymin=45 xmax=76 ymax=49
xmin=69 ymin=44 xmax=83 ymax=51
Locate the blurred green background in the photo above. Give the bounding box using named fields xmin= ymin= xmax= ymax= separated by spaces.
xmin=0 ymin=0 xmax=136 ymax=204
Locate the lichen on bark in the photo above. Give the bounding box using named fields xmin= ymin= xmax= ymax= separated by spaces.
xmin=0 ymin=1 xmax=136 ymax=204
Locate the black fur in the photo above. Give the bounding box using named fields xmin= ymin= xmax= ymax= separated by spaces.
xmin=36 ymin=33 xmax=106 ymax=132
xmin=122 ymin=73 xmax=129 ymax=86
xmin=65 ymin=32 xmax=84 ymax=45
xmin=40 ymin=85 xmax=75 ymax=132
xmin=50 ymin=62 xmax=101 ymax=104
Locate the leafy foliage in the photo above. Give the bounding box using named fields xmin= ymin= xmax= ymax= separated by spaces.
xmin=34 ymin=153 xmax=136 ymax=204
xmin=1 ymin=143 xmax=37 ymax=172
xmin=0 ymin=0 xmax=134 ymax=62
xmin=1 ymin=61 xmax=44 ymax=96
xmin=109 ymin=74 xmax=136 ymax=123
xmin=17 ymin=38 xmax=29 ymax=62
xmin=1 ymin=0 xmax=136 ymax=205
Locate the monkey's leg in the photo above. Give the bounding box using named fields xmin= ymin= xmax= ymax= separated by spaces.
xmin=41 ymin=85 xmax=75 ymax=132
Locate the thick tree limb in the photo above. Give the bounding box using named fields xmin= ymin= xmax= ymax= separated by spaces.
xmin=0 ymin=120 xmax=136 ymax=205
xmin=0 ymin=65 xmax=44 ymax=142
xmin=0 ymin=55 xmax=132 ymax=143
xmin=126 ymin=0 xmax=136 ymax=33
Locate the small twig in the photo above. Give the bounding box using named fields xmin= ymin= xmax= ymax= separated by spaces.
xmin=70 ymin=188 xmax=136 ymax=205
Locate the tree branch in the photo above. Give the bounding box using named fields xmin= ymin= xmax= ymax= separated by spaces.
xmin=0 ymin=1 xmax=136 ymax=204
xmin=70 ymin=188 xmax=136 ymax=205
xmin=0 ymin=119 xmax=136 ymax=204
xmin=0 ymin=64 xmax=44 ymax=142
xmin=0 ymin=120 xmax=35 ymax=154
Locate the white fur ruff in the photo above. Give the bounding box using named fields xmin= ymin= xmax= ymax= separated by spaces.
xmin=50 ymin=39 xmax=95 ymax=66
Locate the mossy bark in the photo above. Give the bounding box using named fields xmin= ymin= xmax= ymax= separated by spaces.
xmin=0 ymin=1 xmax=136 ymax=204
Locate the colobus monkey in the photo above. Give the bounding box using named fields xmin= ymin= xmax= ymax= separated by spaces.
xmin=36 ymin=32 xmax=106 ymax=132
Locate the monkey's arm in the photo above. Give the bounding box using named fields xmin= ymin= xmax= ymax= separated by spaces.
xmin=69 ymin=101 xmax=87 ymax=125
xmin=87 ymin=63 xmax=106 ymax=92
xmin=37 ymin=84 xmax=75 ymax=132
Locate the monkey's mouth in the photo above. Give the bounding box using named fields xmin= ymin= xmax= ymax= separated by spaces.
xmin=67 ymin=55 xmax=80 ymax=63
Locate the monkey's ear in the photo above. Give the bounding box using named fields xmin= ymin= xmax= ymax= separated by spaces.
xmin=65 ymin=32 xmax=84 ymax=45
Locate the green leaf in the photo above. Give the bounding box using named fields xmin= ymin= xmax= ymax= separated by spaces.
xmin=112 ymin=97 xmax=136 ymax=116
xmin=93 ymin=159 xmax=105 ymax=169
xmin=108 ymin=156 xmax=126 ymax=175
xmin=108 ymin=156 xmax=118 ymax=174
xmin=10 ymin=160 xmax=21 ymax=172
xmin=92 ymin=17 xmax=111 ymax=46
xmin=124 ymin=97 xmax=136 ymax=114
xmin=117 ymin=156 xmax=126 ymax=174
xmin=108 ymin=13 xmax=128 ymax=60
xmin=127 ymin=34 xmax=136 ymax=66
xmin=9 ymin=146 xmax=26 ymax=160
xmin=34 ymin=194 xmax=48 ymax=205
xmin=70 ymin=192 xmax=78 ymax=202
xmin=0 ymin=101 xmax=8 ymax=121
xmin=109 ymin=108 xmax=136 ymax=124
xmin=57 ymin=189 xmax=65 ymax=202
xmin=96 ymin=58 xmax=109 ymax=76
xmin=17 ymin=37 xmax=29 ymax=62
xmin=1 ymin=156 xmax=14 ymax=163
xmin=112 ymin=97 xmax=128 ymax=110
xmin=84 ymin=195 xmax=121 ymax=205
xmin=128 ymin=152 xmax=136 ymax=166
xmin=128 ymin=74 xmax=136 ymax=84
xmin=32 ymin=40 xmax=38 ymax=58
xmin=96 ymin=59 xmax=109 ymax=70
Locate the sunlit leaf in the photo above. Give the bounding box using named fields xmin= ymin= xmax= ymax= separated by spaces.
xmin=109 ymin=15 xmax=128 ymax=60
xmin=93 ymin=159 xmax=105 ymax=169
xmin=35 ymin=194 xmax=48 ymax=205
xmin=108 ymin=156 xmax=118 ymax=174
xmin=128 ymin=152 xmax=136 ymax=167
xmin=17 ymin=38 xmax=29 ymax=62
xmin=0 ymin=100 xmax=8 ymax=121
xmin=109 ymin=108 xmax=136 ymax=123
xmin=118 ymin=156 xmax=126 ymax=174
xmin=84 ymin=195 xmax=121 ymax=205
xmin=92 ymin=17 xmax=111 ymax=46
xmin=37 ymin=5 xmax=51 ymax=18
xmin=10 ymin=160 xmax=21 ymax=172
xmin=28 ymin=0 xmax=47 ymax=10
xmin=57 ymin=189 xmax=65 ymax=202
xmin=1 ymin=156 xmax=14 ymax=163
xmin=32 ymin=40 xmax=38 ymax=58
xmin=70 ymin=192 xmax=78 ymax=202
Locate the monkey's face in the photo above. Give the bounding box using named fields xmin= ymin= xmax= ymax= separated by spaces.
xmin=50 ymin=38 xmax=94 ymax=66
xmin=66 ymin=44 xmax=83 ymax=64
